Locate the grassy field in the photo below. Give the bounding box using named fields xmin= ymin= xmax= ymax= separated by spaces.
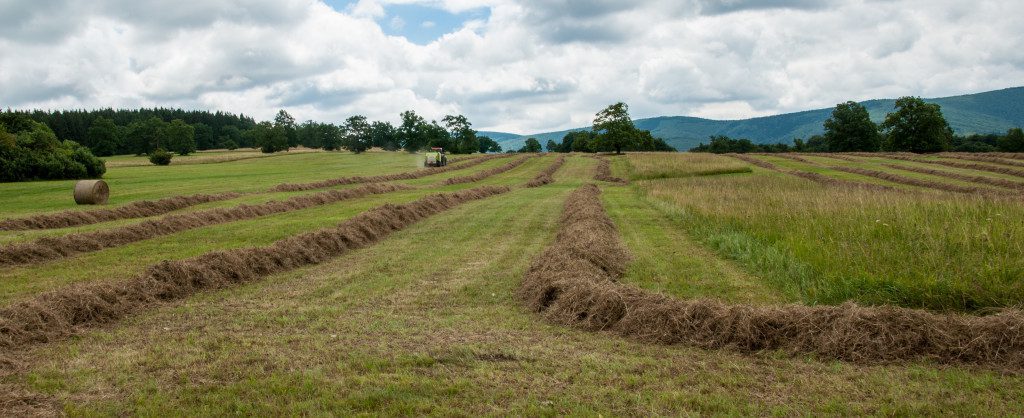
xmin=1 ymin=151 xmax=1023 ymax=415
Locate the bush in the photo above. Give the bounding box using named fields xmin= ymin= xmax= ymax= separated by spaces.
xmin=221 ymin=140 xmax=239 ymax=150
xmin=149 ymin=148 xmax=173 ymax=165
xmin=0 ymin=121 xmax=107 ymax=182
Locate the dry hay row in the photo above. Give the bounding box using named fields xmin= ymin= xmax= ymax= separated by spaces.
xmin=828 ymin=165 xmax=1015 ymax=197
xmin=0 ymin=183 xmax=411 ymax=267
xmin=852 ymin=152 xmax=1024 ymax=179
xmin=0 ymin=185 xmax=511 ymax=351
xmin=593 ymin=157 xmax=628 ymax=184
xmin=881 ymin=163 xmax=1024 ymax=192
xmin=726 ymin=153 xmax=778 ymax=170
xmin=442 ymin=155 xmax=536 ymax=185
xmin=795 ymin=153 xmax=861 ymax=162
xmin=519 ymin=184 xmax=1024 ymax=370
xmin=526 ymin=155 xmax=568 ymax=188
xmin=272 ymin=153 xmax=512 ymax=192
xmin=726 ymin=154 xmax=894 ymax=192
xmin=754 ymin=153 xmax=813 ymax=163
xmin=939 ymin=153 xmax=1024 ymax=169
xmin=0 ymin=193 xmax=243 ymax=232
xmin=785 ymin=170 xmax=896 ymax=192
xmin=986 ymin=152 xmax=1024 ymax=160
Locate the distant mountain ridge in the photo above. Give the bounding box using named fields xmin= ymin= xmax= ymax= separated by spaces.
xmin=482 ymin=86 xmax=1024 ymax=151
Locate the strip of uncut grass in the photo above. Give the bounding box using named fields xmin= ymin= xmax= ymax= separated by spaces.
xmin=104 ymin=148 xmax=324 ymax=167
xmin=637 ymin=173 xmax=1024 ymax=311
xmin=7 ymin=154 xmax=1023 ymax=416
xmin=519 ymin=184 xmax=1024 ymax=370
xmin=601 ymin=184 xmax=783 ymax=304
xmin=626 ymin=153 xmax=751 ymax=180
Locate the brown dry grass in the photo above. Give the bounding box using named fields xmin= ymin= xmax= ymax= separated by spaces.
xmin=796 ymin=153 xmax=861 ymax=162
xmin=882 ymin=163 xmax=1024 ymax=192
xmin=0 ymin=183 xmax=411 ymax=266
xmin=727 ymin=153 xmax=779 ymax=170
xmin=853 ymin=153 xmax=1024 ymax=178
xmin=593 ymin=157 xmax=627 ymax=184
xmin=941 ymin=153 xmax=1024 ymax=168
xmin=272 ymin=153 xmax=512 ymax=192
xmin=526 ymin=155 xmax=567 ymax=187
xmin=759 ymin=153 xmax=812 ymax=163
xmin=518 ymin=184 xmax=1024 ymax=370
xmin=828 ymin=165 xmax=1015 ymax=196
xmin=727 ymin=154 xmax=894 ymax=191
xmin=442 ymin=155 xmax=535 ymax=185
xmin=0 ymin=193 xmax=243 ymax=231
xmin=0 ymin=185 xmax=510 ymax=351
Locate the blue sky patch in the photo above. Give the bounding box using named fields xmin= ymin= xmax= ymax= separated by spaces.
xmin=325 ymin=1 xmax=490 ymax=44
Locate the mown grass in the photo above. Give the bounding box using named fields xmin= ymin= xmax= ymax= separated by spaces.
xmin=0 ymin=151 xmax=424 ymax=216
xmin=6 ymin=154 xmax=1023 ymax=415
xmin=626 ymin=152 xmax=751 ymax=180
xmin=636 ymin=165 xmax=1024 ymax=311
xmin=0 ymin=155 xmax=545 ymax=305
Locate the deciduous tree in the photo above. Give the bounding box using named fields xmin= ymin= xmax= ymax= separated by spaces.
xmin=881 ymin=97 xmax=952 ymax=153
xmin=823 ymin=101 xmax=880 ymax=151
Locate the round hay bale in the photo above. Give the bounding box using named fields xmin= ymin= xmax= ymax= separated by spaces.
xmin=73 ymin=180 xmax=109 ymax=205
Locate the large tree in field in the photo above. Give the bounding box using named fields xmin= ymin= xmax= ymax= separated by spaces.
xmin=398 ymin=110 xmax=427 ymax=152
xmin=255 ymin=121 xmax=288 ymax=153
xmin=164 ymin=119 xmax=196 ymax=155
xmin=881 ymin=97 xmax=952 ymax=153
xmin=442 ymin=114 xmax=478 ymax=154
xmin=823 ymin=101 xmax=880 ymax=152
xmin=274 ymin=109 xmax=297 ymax=149
xmin=592 ymin=102 xmax=638 ymax=154
xmin=342 ymin=115 xmax=371 ymax=153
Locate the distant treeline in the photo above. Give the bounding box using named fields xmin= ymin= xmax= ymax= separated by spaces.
xmin=691 ymin=97 xmax=1024 ymax=154
xmin=3 ymin=108 xmax=503 ymax=157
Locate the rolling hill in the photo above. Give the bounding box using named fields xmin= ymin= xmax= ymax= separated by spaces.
xmin=484 ymin=86 xmax=1024 ymax=151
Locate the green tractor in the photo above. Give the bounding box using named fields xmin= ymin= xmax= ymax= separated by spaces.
xmin=424 ymin=147 xmax=448 ymax=167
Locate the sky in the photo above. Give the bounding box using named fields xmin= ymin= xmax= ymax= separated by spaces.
xmin=1 ymin=0 xmax=1022 ymax=134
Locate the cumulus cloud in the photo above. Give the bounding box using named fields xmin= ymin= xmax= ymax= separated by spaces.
xmin=0 ymin=0 xmax=1022 ymax=133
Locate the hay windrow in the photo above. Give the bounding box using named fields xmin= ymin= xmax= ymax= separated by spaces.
xmin=593 ymin=157 xmax=627 ymax=184
xmin=272 ymin=153 xmax=512 ymax=192
xmin=882 ymin=163 xmax=1024 ymax=191
xmin=0 ymin=192 xmax=243 ymax=231
xmin=726 ymin=153 xmax=779 ymax=170
xmin=726 ymin=154 xmax=894 ymax=191
xmin=941 ymin=153 xmax=1024 ymax=168
xmin=852 ymin=153 xmax=1024 ymax=179
xmin=518 ymin=183 xmax=1024 ymax=370
xmin=442 ymin=155 xmax=536 ymax=185
xmin=0 ymin=183 xmax=411 ymax=266
xmin=796 ymin=153 xmax=861 ymax=162
xmin=828 ymin=165 xmax=1016 ymax=196
xmin=758 ymin=153 xmax=812 ymax=164
xmin=526 ymin=156 xmax=567 ymax=187
xmin=0 ymin=185 xmax=510 ymax=350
